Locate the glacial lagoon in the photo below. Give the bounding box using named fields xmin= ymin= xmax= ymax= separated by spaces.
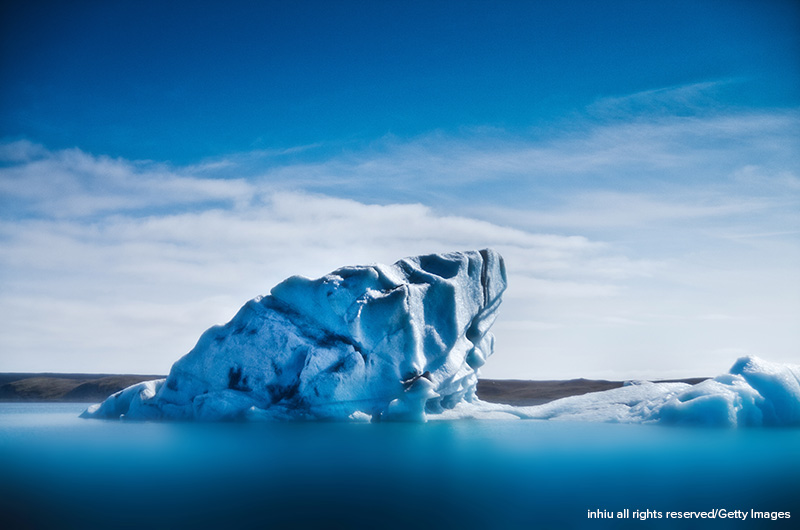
xmin=1 ymin=403 xmax=798 ymax=529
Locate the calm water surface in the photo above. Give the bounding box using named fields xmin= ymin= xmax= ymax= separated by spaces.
xmin=1 ymin=403 xmax=798 ymax=529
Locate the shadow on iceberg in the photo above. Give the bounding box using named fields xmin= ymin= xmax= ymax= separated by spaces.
xmin=83 ymin=249 xmax=507 ymax=422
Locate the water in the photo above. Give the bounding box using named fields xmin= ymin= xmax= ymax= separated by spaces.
xmin=1 ymin=403 xmax=798 ymax=529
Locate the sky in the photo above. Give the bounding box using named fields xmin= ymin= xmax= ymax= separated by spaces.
xmin=1 ymin=0 xmax=798 ymax=379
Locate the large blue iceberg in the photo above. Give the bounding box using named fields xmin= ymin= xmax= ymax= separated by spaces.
xmin=83 ymin=249 xmax=507 ymax=422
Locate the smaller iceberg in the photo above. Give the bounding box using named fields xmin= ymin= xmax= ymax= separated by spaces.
xmin=441 ymin=356 xmax=800 ymax=427
xmin=656 ymin=356 xmax=800 ymax=427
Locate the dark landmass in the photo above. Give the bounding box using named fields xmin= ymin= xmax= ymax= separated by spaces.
xmin=477 ymin=378 xmax=624 ymax=406
xmin=0 ymin=373 xmax=164 ymax=402
xmin=0 ymin=373 xmax=709 ymax=405
xmin=477 ymin=377 xmax=708 ymax=406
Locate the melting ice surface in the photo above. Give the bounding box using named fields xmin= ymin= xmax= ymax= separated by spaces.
xmin=83 ymin=249 xmax=800 ymax=427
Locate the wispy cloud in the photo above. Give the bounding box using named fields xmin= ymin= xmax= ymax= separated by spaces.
xmin=585 ymin=79 xmax=742 ymax=118
xmin=169 ymin=110 xmax=799 ymax=233
xmin=0 ymin=144 xmax=256 ymax=218
xmin=485 ymin=190 xmax=783 ymax=232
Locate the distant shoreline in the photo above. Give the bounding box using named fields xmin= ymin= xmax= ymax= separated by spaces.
xmin=0 ymin=372 xmax=708 ymax=406
xmin=0 ymin=373 xmax=165 ymax=403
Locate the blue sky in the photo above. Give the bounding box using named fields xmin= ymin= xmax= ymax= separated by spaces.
xmin=3 ymin=0 xmax=798 ymax=161
xmin=1 ymin=0 xmax=798 ymax=378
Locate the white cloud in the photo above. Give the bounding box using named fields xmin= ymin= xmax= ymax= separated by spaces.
xmin=0 ymin=139 xmax=48 ymax=162
xmin=1 ymin=108 xmax=798 ymax=378
xmin=0 ymin=145 xmax=256 ymax=217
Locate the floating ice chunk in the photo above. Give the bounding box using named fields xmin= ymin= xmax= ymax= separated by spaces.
xmin=526 ymin=356 xmax=799 ymax=427
xmin=83 ymin=249 xmax=507 ymax=422
xmin=658 ymin=356 xmax=800 ymax=427
xmin=657 ymin=375 xmax=764 ymax=427
xmin=729 ymin=355 xmax=800 ymax=425
xmin=443 ymin=356 xmax=799 ymax=427
xmin=80 ymin=379 xmax=164 ymax=420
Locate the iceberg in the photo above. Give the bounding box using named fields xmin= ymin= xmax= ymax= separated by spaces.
xmin=83 ymin=249 xmax=507 ymax=422
xmin=656 ymin=356 xmax=800 ymax=427
xmin=434 ymin=356 xmax=800 ymax=427
xmin=83 ymin=246 xmax=798 ymax=427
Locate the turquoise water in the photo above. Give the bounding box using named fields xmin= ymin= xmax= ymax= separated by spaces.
xmin=1 ymin=403 xmax=798 ymax=529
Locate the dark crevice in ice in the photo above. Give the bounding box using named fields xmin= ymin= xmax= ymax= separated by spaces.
xmin=227 ymin=365 xmax=251 ymax=392
xmin=479 ymin=249 xmax=490 ymax=307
